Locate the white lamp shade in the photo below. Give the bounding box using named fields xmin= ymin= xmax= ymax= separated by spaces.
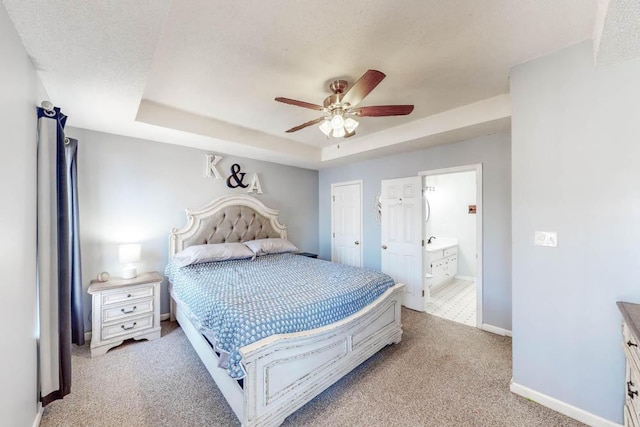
xmin=344 ymin=117 xmax=359 ymax=133
xmin=330 ymin=114 xmax=345 ymax=130
xmin=119 ymin=244 xmax=141 ymax=264
xmin=332 ymin=127 xmax=346 ymax=138
xmin=319 ymin=120 xmax=332 ymax=136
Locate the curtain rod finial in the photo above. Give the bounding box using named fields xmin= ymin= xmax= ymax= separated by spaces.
xmin=41 ymin=100 xmax=54 ymax=111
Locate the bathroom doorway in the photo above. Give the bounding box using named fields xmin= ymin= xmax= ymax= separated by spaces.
xmin=419 ymin=164 xmax=482 ymax=328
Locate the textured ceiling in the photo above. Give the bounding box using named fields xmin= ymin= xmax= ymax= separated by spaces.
xmin=594 ymin=0 xmax=640 ymax=67
xmin=3 ymin=0 xmax=599 ymax=168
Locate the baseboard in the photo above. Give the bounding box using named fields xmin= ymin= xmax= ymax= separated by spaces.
xmin=32 ymin=403 xmax=43 ymax=427
xmin=84 ymin=313 xmax=172 ymax=342
xmin=481 ymin=323 xmax=512 ymax=337
xmin=454 ymin=275 xmax=476 ymax=282
xmin=510 ymin=380 xmax=621 ymax=427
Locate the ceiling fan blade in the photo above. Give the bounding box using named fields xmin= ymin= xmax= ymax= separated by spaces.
xmin=285 ymin=117 xmax=326 ymax=133
xmin=275 ymin=97 xmax=325 ymax=111
xmin=340 ymin=70 xmax=386 ymax=107
xmin=350 ymin=105 xmax=414 ymax=117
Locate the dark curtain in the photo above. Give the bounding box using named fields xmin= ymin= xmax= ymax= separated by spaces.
xmin=38 ymin=107 xmax=84 ymax=406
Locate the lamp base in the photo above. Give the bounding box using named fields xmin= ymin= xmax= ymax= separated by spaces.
xmin=122 ymin=265 xmax=137 ymax=280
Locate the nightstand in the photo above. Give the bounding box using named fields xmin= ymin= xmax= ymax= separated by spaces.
xmin=296 ymin=252 xmax=318 ymax=258
xmin=88 ymin=271 xmax=162 ymax=357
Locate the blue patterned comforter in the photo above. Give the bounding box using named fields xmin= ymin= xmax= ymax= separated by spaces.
xmin=166 ymin=253 xmax=395 ymax=379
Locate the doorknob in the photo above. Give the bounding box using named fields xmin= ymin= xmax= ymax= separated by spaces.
xmin=382 ymin=245 xmax=387 ymax=250
xmin=354 ymin=241 xmax=360 ymax=245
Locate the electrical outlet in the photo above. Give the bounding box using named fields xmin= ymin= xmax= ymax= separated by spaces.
xmin=534 ymin=231 xmax=558 ymax=247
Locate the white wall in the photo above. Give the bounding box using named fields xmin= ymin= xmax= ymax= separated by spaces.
xmin=319 ymin=132 xmax=511 ymax=330
xmin=425 ymin=171 xmax=477 ymax=277
xmin=0 ymin=3 xmax=46 ymax=425
xmin=68 ymin=127 xmax=319 ymax=332
xmin=511 ymin=41 xmax=640 ymax=423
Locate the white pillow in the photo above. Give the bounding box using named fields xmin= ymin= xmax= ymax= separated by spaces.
xmin=243 ymin=238 xmax=298 ymax=257
xmin=172 ymin=243 xmax=254 ymax=267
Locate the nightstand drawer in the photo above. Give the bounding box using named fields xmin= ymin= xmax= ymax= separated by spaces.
xmin=102 ymin=285 xmax=153 ymax=306
xmin=101 ymin=314 xmax=154 ymax=341
xmin=102 ymin=298 xmax=153 ymax=323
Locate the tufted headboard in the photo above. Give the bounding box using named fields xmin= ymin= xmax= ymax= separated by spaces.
xmin=169 ymin=194 xmax=288 ymax=256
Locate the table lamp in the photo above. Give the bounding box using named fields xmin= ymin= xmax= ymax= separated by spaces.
xmin=119 ymin=243 xmax=141 ymax=279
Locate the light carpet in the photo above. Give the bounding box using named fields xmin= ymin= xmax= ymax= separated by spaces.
xmin=41 ymin=309 xmax=584 ymax=426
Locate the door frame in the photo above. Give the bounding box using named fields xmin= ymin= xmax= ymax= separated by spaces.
xmin=330 ymin=180 xmax=363 ymax=267
xmin=418 ymin=164 xmax=483 ymax=328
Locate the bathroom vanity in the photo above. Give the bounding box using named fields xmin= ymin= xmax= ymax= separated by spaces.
xmin=424 ymin=239 xmax=458 ymax=303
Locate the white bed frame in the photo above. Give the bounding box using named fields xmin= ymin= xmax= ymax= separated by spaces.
xmin=169 ymin=194 xmax=404 ymax=427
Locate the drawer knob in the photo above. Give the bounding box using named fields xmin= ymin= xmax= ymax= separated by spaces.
xmin=628 ymin=381 xmax=638 ymax=399
xmin=628 ymin=340 xmax=638 ymax=348
xmin=126 ymin=294 xmax=132 ymax=298
xmin=121 ymin=322 xmax=137 ymax=331
xmin=121 ymin=306 xmax=137 ymax=314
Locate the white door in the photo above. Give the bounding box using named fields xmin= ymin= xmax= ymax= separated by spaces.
xmin=332 ymin=181 xmax=362 ymax=267
xmin=381 ymin=176 xmax=424 ymax=311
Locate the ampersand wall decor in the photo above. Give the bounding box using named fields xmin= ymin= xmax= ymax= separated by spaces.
xmin=227 ymin=163 xmax=249 ymax=189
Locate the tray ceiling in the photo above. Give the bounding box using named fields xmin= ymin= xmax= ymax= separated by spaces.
xmin=4 ymin=0 xmax=598 ymax=168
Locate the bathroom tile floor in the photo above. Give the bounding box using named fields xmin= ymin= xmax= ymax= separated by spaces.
xmin=425 ymin=278 xmax=476 ymax=327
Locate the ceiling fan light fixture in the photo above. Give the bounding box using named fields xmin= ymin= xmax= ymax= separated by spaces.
xmin=332 ymin=127 xmax=346 ymax=138
xmin=318 ymin=120 xmax=332 ymax=136
xmin=344 ymin=117 xmax=359 ymax=133
xmin=330 ymin=114 xmax=345 ymax=130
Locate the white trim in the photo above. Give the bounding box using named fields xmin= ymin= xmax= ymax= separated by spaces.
xmin=481 ymin=323 xmax=512 ymax=337
xmin=32 ymin=404 xmax=43 ymax=427
xmin=418 ymin=163 xmax=484 ymax=329
xmin=330 ymin=180 xmax=364 ymax=267
xmin=510 ymin=381 xmax=621 ymax=427
xmin=84 ymin=313 xmax=171 ymax=342
xmin=454 ymin=275 xmax=476 ymax=282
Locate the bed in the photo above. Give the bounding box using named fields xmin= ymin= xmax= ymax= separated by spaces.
xmin=168 ymin=194 xmax=404 ymax=426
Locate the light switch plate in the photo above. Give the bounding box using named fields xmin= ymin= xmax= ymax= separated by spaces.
xmin=534 ymin=231 xmax=558 ymax=247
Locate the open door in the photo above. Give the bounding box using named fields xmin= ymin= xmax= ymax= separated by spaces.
xmin=381 ymin=176 xmax=424 ymax=311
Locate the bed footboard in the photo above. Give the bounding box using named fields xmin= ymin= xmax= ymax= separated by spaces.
xmin=239 ymin=283 xmax=404 ymax=427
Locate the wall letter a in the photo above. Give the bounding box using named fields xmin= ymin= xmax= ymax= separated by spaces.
xmin=247 ymin=174 xmax=263 ymax=194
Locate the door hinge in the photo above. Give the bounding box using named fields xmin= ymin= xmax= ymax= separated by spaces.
xmin=422 ymin=290 xmax=425 ymax=297
xmin=332 ymin=195 xmax=335 ymax=202
xmin=333 ymin=232 xmax=335 ymax=238
xmin=422 ymin=239 xmax=424 ymax=247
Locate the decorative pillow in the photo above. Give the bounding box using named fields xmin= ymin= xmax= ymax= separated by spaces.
xmin=243 ymin=238 xmax=298 ymax=257
xmin=172 ymin=243 xmax=254 ymax=267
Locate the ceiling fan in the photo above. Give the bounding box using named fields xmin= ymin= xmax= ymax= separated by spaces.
xmin=275 ymin=69 xmax=414 ymax=139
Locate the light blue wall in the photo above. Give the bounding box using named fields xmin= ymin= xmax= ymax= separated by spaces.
xmin=0 ymin=3 xmax=44 ymax=425
xmin=319 ymin=132 xmax=512 ymax=330
xmin=511 ymin=41 xmax=640 ymax=423
xmin=70 ymin=127 xmax=319 ymax=331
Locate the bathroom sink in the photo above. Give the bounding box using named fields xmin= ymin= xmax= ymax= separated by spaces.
xmin=425 ymin=238 xmax=458 ymax=252
xmin=425 ymin=243 xmax=448 ymax=252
